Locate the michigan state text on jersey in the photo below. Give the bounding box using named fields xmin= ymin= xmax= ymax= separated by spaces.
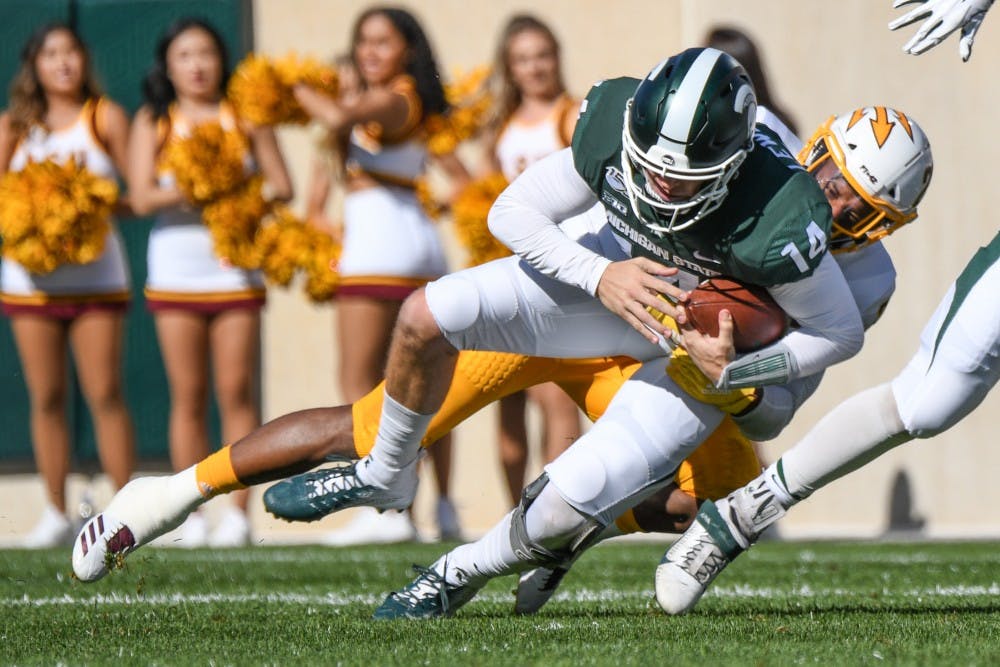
xmin=574 ymin=76 xmax=832 ymax=292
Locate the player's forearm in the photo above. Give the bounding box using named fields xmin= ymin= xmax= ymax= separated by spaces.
xmin=719 ymin=255 xmax=864 ymax=389
xmin=489 ymin=149 xmax=610 ymax=294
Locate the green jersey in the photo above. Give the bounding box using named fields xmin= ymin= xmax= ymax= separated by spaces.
xmin=572 ymin=77 xmax=832 ymax=288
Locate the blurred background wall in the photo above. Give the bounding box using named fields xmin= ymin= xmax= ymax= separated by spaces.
xmin=1 ymin=0 xmax=997 ymax=541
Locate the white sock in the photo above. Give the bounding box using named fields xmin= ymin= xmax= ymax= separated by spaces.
xmin=166 ymin=466 xmax=207 ymax=514
xmin=443 ymin=483 xmax=588 ymax=587
xmin=778 ymin=383 xmax=913 ymax=500
xmin=358 ymin=390 xmax=434 ymax=487
xmin=442 ymin=511 xmax=520 ymax=588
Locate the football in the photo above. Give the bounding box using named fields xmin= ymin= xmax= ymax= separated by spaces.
xmin=683 ymin=278 xmax=789 ymax=352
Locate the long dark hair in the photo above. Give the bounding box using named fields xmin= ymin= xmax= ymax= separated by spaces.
xmin=142 ymin=17 xmax=231 ymax=119
xmin=488 ymin=14 xmax=566 ymax=132
xmin=351 ymin=6 xmax=448 ymax=116
xmin=703 ymin=26 xmax=798 ymax=136
xmin=8 ymin=22 xmax=102 ymax=139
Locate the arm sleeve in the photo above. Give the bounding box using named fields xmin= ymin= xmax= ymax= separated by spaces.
xmin=488 ymin=148 xmax=612 ymax=295
xmin=719 ymin=252 xmax=865 ymax=389
xmin=767 ymin=252 xmax=865 ymax=377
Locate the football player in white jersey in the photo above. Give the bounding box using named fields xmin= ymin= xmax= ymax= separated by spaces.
xmin=654 ymin=0 xmax=1000 ymax=616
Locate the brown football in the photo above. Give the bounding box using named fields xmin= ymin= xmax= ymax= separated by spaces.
xmin=683 ymin=278 xmax=789 ymax=352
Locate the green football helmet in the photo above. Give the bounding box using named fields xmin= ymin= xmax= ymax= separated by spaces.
xmin=621 ymin=47 xmax=757 ymax=233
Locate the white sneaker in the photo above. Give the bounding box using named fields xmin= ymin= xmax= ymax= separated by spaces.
xmin=435 ymin=498 xmax=463 ymax=541
xmin=72 ymin=475 xmax=202 ymax=582
xmin=209 ymin=507 xmax=251 ymax=547
xmin=23 ymin=504 xmax=73 ymax=548
xmin=321 ymin=507 xmax=417 ymax=546
xmin=655 ymin=478 xmax=785 ymax=615
xmin=515 ymin=564 xmax=570 ymax=614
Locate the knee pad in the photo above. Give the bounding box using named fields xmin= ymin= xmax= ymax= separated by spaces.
xmin=425 ymin=275 xmax=483 ymax=336
xmin=509 ymin=473 xmax=603 ymax=569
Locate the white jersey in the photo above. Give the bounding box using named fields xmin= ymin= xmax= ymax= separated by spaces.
xmin=1 ymin=97 xmax=130 ymax=305
xmin=145 ymin=102 xmax=265 ymax=300
xmin=495 ymin=95 xmax=576 ymax=182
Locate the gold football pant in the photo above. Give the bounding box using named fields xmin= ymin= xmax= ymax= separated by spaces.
xmin=353 ymin=351 xmax=760 ymax=502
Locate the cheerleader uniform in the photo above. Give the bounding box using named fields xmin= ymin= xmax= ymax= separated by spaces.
xmin=144 ymin=102 xmax=265 ymax=313
xmin=337 ymin=75 xmax=448 ymax=300
xmin=494 ymin=93 xmax=577 ymax=181
xmin=494 ymin=94 xmax=598 ymax=242
xmin=0 ymin=97 xmax=130 ymax=319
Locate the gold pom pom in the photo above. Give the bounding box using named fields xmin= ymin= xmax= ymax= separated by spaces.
xmin=253 ymin=205 xmax=341 ymax=301
xmin=162 ymin=121 xmax=249 ymax=206
xmin=0 ymin=157 xmax=117 ymax=274
xmin=425 ymin=65 xmax=494 ymax=157
xmin=451 ymin=172 xmax=511 ymax=267
xmin=229 ymin=52 xmax=339 ymax=126
xmin=202 ymin=177 xmax=269 ymax=269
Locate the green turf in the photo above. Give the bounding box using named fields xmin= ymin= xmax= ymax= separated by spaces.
xmin=3 ymin=540 xmax=999 ymax=665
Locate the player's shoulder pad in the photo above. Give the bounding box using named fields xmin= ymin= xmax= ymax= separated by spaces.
xmin=728 ymin=126 xmax=834 ymax=284
xmin=571 ymin=77 xmax=639 ymax=191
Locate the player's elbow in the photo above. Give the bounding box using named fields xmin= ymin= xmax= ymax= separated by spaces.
xmin=486 ymin=191 xmax=516 ymax=247
xmin=839 ymin=323 xmax=865 ymax=361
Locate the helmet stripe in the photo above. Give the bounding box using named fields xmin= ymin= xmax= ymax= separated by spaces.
xmin=655 ymin=48 xmax=725 ymax=151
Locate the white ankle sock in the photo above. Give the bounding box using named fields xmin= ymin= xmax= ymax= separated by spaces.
xmin=167 ymin=466 xmax=207 ymax=513
xmin=442 ymin=511 xmax=519 ymax=588
xmin=360 ymin=391 xmax=433 ymax=487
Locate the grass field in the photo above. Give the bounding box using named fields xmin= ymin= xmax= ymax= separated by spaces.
xmin=3 ymin=539 xmax=1000 ymax=665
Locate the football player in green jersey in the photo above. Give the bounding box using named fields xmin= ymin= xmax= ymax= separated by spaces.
xmin=325 ymin=47 xmax=868 ymax=619
xmin=72 ymin=48 xmax=865 ymax=605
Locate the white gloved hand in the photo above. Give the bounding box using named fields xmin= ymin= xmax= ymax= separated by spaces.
xmin=890 ymin=0 xmax=995 ymax=60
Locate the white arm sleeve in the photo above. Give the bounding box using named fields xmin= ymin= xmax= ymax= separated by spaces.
xmin=768 ymin=252 xmax=865 ymax=375
xmin=719 ymin=253 xmax=864 ymax=389
xmin=488 ymin=148 xmax=612 ymax=295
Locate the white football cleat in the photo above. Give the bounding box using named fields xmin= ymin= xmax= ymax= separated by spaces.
xmin=655 ymin=478 xmax=786 ymax=614
xmin=72 ymin=475 xmax=202 ymax=582
xmin=514 ymin=564 xmax=570 ymax=614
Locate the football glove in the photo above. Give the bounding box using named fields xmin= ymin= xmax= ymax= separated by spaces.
xmin=666 ymin=347 xmax=759 ymax=415
xmin=890 ymin=0 xmax=995 ymax=61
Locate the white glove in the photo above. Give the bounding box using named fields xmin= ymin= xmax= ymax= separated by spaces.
xmin=889 ymin=0 xmax=994 ymax=60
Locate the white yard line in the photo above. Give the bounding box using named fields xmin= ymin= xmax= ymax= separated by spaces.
xmin=5 ymin=583 xmax=999 ymax=608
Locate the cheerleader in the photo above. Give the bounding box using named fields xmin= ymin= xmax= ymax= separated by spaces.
xmin=0 ymin=23 xmax=135 ymax=547
xmin=295 ymin=7 xmax=466 ymax=544
xmin=128 ymin=18 xmax=292 ymax=546
xmin=484 ymin=15 xmax=584 ymax=505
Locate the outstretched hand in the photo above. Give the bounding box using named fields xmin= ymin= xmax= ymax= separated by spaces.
xmin=890 ymin=0 xmax=995 ymax=60
xmin=596 ymin=258 xmax=684 ymax=345
xmin=677 ymin=309 xmax=736 ymax=384
xmin=293 ymin=84 xmax=346 ymax=129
